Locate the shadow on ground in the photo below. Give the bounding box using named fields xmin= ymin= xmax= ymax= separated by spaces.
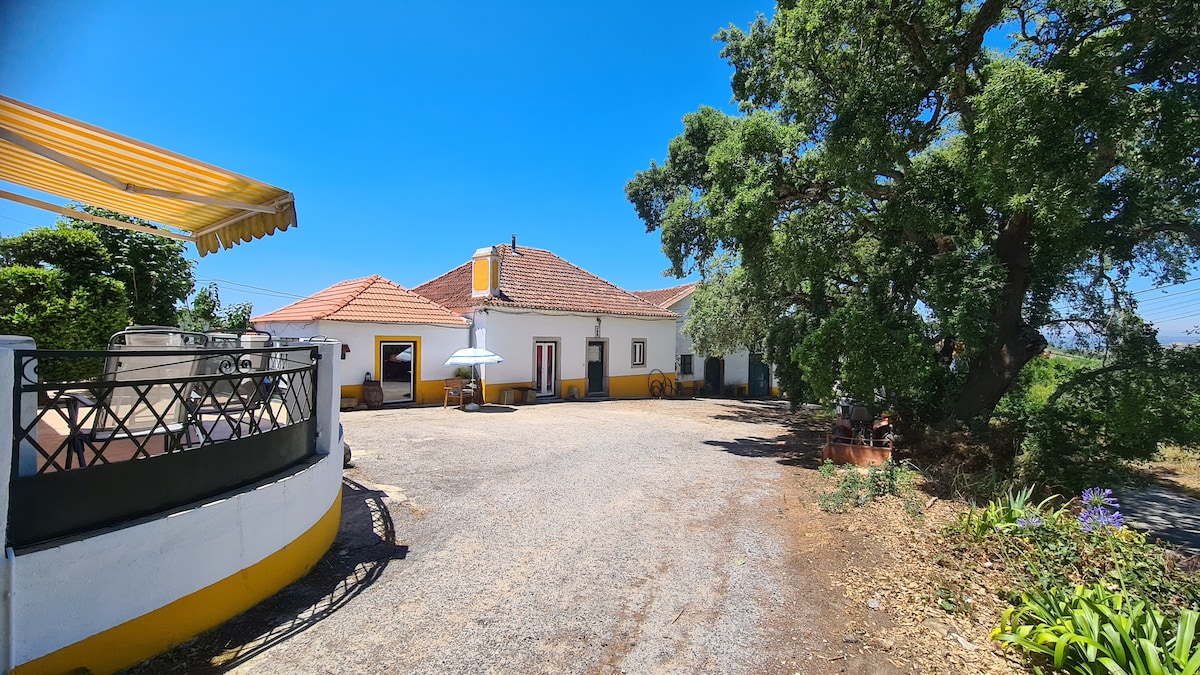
xmin=124 ymin=478 xmax=407 ymax=673
xmin=1119 ymin=485 xmax=1200 ymax=557
xmin=703 ymin=400 xmax=829 ymax=470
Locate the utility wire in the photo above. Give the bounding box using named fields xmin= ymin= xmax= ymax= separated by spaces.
xmin=196 ymin=278 xmax=306 ymax=300
xmin=1136 ymin=286 xmax=1200 ymax=305
xmin=1132 ymin=276 xmax=1200 ymax=296
xmin=1140 ymin=296 xmax=1200 ymax=316
xmin=1149 ymin=310 xmax=1200 ymax=324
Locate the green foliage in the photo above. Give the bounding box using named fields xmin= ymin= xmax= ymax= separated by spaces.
xmin=1026 ymin=341 xmax=1200 ymax=484
xmin=0 ymin=228 xmax=128 ymax=380
xmin=178 ymin=283 xmax=254 ymax=333
xmin=684 ymin=254 xmax=772 ymax=358
xmin=936 ymin=584 xmax=974 ymax=616
xmin=956 ymin=485 xmax=1067 ymax=540
xmin=816 ymin=458 xmax=922 ymax=514
xmin=951 ymin=485 xmax=1200 ymax=674
xmin=953 ymin=487 xmax=1200 ymax=613
xmin=993 ymin=585 xmax=1200 ymax=675
xmin=626 ymin=0 xmax=1200 ymax=438
xmin=766 ymin=312 xmax=816 ymax=405
xmin=62 ymin=206 xmax=194 ymax=326
xmin=0 ymin=208 xmax=196 ymax=380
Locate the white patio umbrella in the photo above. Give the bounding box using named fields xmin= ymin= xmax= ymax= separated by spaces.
xmin=442 ymin=347 xmax=505 ymax=367
xmin=443 ymin=348 xmax=504 ymax=410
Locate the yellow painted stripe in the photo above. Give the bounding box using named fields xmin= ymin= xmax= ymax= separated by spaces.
xmin=607 ymin=373 xmax=657 ymax=398
xmin=15 ymin=492 xmax=342 ymax=675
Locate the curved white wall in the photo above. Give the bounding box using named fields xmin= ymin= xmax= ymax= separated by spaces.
xmin=12 ymin=451 xmax=342 ymax=667
xmin=2 ymin=340 xmax=344 ymax=673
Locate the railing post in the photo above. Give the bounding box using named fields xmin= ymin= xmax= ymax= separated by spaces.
xmin=0 ymin=334 xmax=36 ymax=673
xmin=309 ymin=340 xmax=341 ymax=457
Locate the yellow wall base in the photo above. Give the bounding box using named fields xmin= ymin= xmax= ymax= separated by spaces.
xmin=342 ymin=380 xmax=456 ymax=406
xmin=608 ymin=373 xmax=657 ymax=398
xmin=560 ymin=379 xmax=585 ymax=399
xmin=15 ymin=492 xmax=342 ymax=675
xmin=484 ymin=375 xmax=666 ymax=401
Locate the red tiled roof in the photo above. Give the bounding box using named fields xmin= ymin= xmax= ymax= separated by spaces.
xmin=413 ymin=245 xmax=677 ymax=318
xmin=252 ymin=275 xmax=469 ymax=325
xmin=631 ymin=282 xmax=696 ymax=309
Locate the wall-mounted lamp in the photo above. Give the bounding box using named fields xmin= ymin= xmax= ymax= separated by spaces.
xmin=594 ymin=316 xmax=602 ymax=337
xmin=341 ymin=344 xmax=351 ymax=360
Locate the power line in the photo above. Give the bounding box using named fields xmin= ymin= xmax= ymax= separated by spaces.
xmin=0 ymin=213 xmax=43 ymax=229
xmin=1132 ymin=276 xmax=1200 ymax=296
xmin=1150 ymin=310 xmax=1200 ymax=324
xmin=1140 ymin=297 xmax=1200 ymax=318
xmin=195 ymin=278 xmax=305 ymax=300
xmin=1136 ymin=286 xmax=1200 ymax=305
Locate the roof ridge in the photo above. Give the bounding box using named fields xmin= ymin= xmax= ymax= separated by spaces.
xmin=379 ymin=275 xmax=467 ymax=318
xmin=630 ymin=281 xmax=696 ymax=295
xmin=536 ymin=250 xmax=676 ymax=316
xmin=249 ymin=275 xmax=373 ymax=322
xmin=327 ymin=275 xmax=379 ymax=316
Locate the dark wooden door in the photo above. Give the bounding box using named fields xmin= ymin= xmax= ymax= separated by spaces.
xmin=749 ymin=353 xmax=770 ymax=397
xmin=586 ymin=341 xmax=605 ymax=394
xmin=704 ymin=356 xmax=723 ymax=395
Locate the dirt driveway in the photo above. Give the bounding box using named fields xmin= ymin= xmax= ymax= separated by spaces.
xmin=133 ymin=399 xmax=907 ymax=674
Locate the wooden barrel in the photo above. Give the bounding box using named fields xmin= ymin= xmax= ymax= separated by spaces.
xmin=362 ymin=380 xmax=384 ymax=409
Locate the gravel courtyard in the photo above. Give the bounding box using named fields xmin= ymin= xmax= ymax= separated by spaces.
xmin=135 ymin=398 xmax=900 ymax=674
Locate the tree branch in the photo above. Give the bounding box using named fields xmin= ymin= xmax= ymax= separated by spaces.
xmin=1046 ymin=361 xmax=1138 ymax=407
xmin=1145 ymin=223 xmax=1200 ymax=247
xmin=1041 ymin=317 xmax=1110 ymax=329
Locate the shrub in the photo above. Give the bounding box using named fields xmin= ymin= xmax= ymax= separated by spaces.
xmin=961 ymin=486 xmax=1200 ymax=672
xmin=957 ymin=487 xmax=1200 ymax=614
xmin=993 ymin=584 xmax=1200 ymax=675
xmin=817 ymin=458 xmax=923 ymax=515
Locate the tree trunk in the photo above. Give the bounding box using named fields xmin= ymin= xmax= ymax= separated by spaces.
xmin=954 ymin=212 xmax=1047 ymax=424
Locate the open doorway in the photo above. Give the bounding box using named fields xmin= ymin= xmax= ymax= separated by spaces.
xmin=380 ymin=341 xmax=415 ymax=403
xmin=704 ymin=356 xmax=724 ymax=396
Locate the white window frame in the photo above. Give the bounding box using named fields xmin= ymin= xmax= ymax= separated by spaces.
xmin=631 ymin=339 xmax=646 ymax=368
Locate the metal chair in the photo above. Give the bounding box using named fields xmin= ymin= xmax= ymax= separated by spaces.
xmin=67 ymin=327 xmax=208 ymax=466
xmin=192 ymin=330 xmax=275 ymax=441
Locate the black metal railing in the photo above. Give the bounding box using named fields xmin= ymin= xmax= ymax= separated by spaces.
xmin=8 ymin=344 xmax=321 ymax=548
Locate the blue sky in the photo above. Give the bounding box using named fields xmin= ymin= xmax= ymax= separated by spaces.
xmin=1 ymin=1 xmax=1195 ymax=341
xmin=0 ymin=0 xmax=770 ymax=312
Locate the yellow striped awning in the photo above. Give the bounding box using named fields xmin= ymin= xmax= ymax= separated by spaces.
xmin=0 ymin=95 xmax=296 ymax=256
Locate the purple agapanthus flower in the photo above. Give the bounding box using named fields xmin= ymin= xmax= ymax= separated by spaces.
xmin=1079 ymin=506 xmax=1124 ymax=533
xmin=1017 ymin=515 xmax=1044 ymax=530
xmin=1082 ymin=487 xmax=1119 ymax=510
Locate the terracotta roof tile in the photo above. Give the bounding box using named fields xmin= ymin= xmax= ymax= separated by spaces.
xmin=252 ymin=275 xmax=469 ymax=325
xmin=631 ymin=282 xmax=696 ymax=309
xmin=413 ymin=245 xmax=677 ymax=318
